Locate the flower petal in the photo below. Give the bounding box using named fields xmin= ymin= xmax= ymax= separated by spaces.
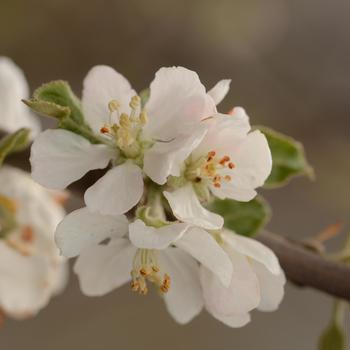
xmin=223 ymin=231 xmax=281 ymax=275
xmin=31 ymin=129 xmax=114 ymax=190
xmin=144 ymin=125 xmax=208 ymax=185
xmin=0 ymin=57 xmax=41 ymax=138
xmin=129 ymin=220 xmax=189 ymax=249
xmin=82 ymin=65 xmax=136 ymax=133
xmin=0 ymin=242 xmax=51 ymax=318
xmin=158 ymin=248 xmax=203 ymax=324
xmin=175 ymin=226 xmax=232 ymax=287
xmin=200 ymin=248 xmax=260 ymax=316
xmin=163 ymin=184 xmax=223 ymax=230
xmin=50 ymin=259 xmax=69 ymax=296
xmin=144 ymin=66 xmax=216 ymax=140
xmin=207 ymin=79 xmax=231 ymax=105
xmin=252 ymin=261 xmax=286 ymax=312
xmin=211 ymin=130 xmax=272 ymax=202
xmin=210 ymin=311 xmax=251 ymax=328
xmin=85 ymin=162 xmax=144 ymax=215
xmin=74 ymin=238 xmax=135 ymax=296
xmin=55 ymin=207 xmax=128 ymax=258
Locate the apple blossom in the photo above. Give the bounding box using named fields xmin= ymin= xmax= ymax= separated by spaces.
xmin=55 ymin=206 xmax=234 ymax=324
xmin=0 ymin=166 xmax=68 ymax=320
xmin=30 ymin=66 xmax=215 ymax=215
xmin=164 ymin=108 xmax=272 ymax=230
xmin=0 ymin=57 xmax=41 ymax=137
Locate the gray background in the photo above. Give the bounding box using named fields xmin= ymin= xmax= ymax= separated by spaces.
xmin=1 ymin=0 xmax=349 ymax=349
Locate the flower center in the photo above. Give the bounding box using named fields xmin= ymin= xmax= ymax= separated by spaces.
xmin=186 ymin=150 xmax=235 ymax=188
xmin=99 ymin=96 xmax=152 ymax=159
xmin=130 ymin=249 xmax=170 ymax=295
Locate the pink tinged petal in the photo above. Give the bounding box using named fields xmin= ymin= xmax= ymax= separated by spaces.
xmin=207 ymin=79 xmax=231 ymax=105
xmin=31 ymin=129 xmax=114 ymax=190
xmin=55 ymin=207 xmax=128 ymax=258
xmin=214 ymin=130 xmax=272 ymax=202
xmin=252 ymin=261 xmax=286 ymax=312
xmin=144 ymin=66 xmax=216 ymax=140
xmin=84 ymin=162 xmax=144 ymax=216
xmin=200 ymin=248 xmax=260 ymax=316
xmin=158 ymin=248 xmax=204 ymax=324
xmin=74 ymin=238 xmax=136 ymax=296
xmin=210 ymin=311 xmax=251 ymax=328
xmin=163 ymin=184 xmax=224 ymax=230
xmin=143 ymin=125 xmax=208 ymax=185
xmin=191 ymin=111 xmax=251 ymax=160
xmin=82 ymin=65 xmax=136 ymax=133
xmin=175 ymin=226 xmax=233 ymax=287
xmin=129 ymin=220 xmax=190 ymax=250
xmin=0 ymin=57 xmax=41 ymax=138
xmin=223 ymin=231 xmax=281 ymax=275
xmin=0 ymin=242 xmax=51 ymax=318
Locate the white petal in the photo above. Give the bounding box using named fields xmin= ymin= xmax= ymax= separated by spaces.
xmin=0 ymin=57 xmax=41 ymax=138
xmin=200 ymin=248 xmax=260 ymax=316
xmin=74 ymin=238 xmax=135 ymax=296
xmin=85 ymin=162 xmax=144 ymax=215
xmin=163 ymin=184 xmax=223 ymax=230
xmin=144 ymin=66 xmax=216 ymax=140
xmin=31 ymin=129 xmax=114 ymax=190
xmin=0 ymin=242 xmax=51 ymax=318
xmin=82 ymin=65 xmax=136 ymax=133
xmin=129 ymin=220 xmax=189 ymax=249
xmin=143 ymin=125 xmax=207 ymax=185
xmin=252 ymin=261 xmax=286 ymax=312
xmin=207 ymin=79 xmax=231 ymax=105
xmin=50 ymin=260 xmax=69 ymax=295
xmin=55 ymin=207 xmax=128 ymax=258
xmin=158 ymin=248 xmax=203 ymax=324
xmin=210 ymin=311 xmax=251 ymax=328
xmin=223 ymin=231 xmax=281 ymax=275
xmin=175 ymin=226 xmax=232 ymax=287
xmin=212 ymin=130 xmax=272 ymax=202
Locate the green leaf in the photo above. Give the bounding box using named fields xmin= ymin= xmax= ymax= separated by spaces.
xmin=258 ymin=126 xmax=314 ymax=188
xmin=319 ymin=323 xmax=346 ymax=350
xmin=23 ymin=99 xmax=70 ymax=120
xmin=0 ymin=128 xmax=31 ymax=165
xmin=33 ymin=80 xmax=84 ymax=124
xmin=207 ymin=196 xmax=271 ymax=237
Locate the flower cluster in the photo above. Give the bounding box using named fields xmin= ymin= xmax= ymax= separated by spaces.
xmin=30 ymin=65 xmax=285 ymax=327
xmin=0 ymin=57 xmax=67 ymax=322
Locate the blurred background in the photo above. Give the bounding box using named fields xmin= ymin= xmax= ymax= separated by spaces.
xmin=1 ymin=0 xmax=349 ymax=348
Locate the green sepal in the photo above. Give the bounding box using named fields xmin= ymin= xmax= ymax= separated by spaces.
xmin=139 ymin=88 xmax=150 ymax=109
xmin=258 ymin=126 xmax=314 ymax=188
xmin=207 ymin=196 xmax=271 ymax=237
xmin=135 ymin=206 xmax=168 ymax=228
xmin=0 ymin=128 xmax=31 ymax=166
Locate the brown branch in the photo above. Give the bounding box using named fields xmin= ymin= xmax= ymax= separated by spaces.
xmin=3 ymin=133 xmax=350 ymax=302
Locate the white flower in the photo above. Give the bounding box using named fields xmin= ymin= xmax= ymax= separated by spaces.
xmin=0 ymin=166 xmax=68 ymax=320
xmin=0 ymin=57 xmax=41 ymax=137
xmin=164 ymin=108 xmax=272 ymax=229
xmin=31 ymin=66 xmax=215 ymax=215
xmin=199 ymin=229 xmax=286 ymax=327
xmin=55 ymin=207 xmax=233 ymax=324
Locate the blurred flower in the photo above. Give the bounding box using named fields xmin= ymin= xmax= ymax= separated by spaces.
xmin=0 ymin=57 xmax=41 ymax=137
xmin=0 ymin=166 xmax=68 ymax=320
xmin=30 ymin=66 xmax=214 ymax=215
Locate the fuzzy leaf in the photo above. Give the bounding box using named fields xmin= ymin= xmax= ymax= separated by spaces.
xmin=0 ymin=128 xmax=31 ymax=165
xmin=259 ymin=126 xmax=314 ymax=188
xmin=319 ymin=323 xmax=346 ymax=350
xmin=208 ymin=196 xmax=271 ymax=237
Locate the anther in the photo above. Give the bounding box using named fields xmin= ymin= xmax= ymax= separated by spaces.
xmin=224 ymin=175 xmax=232 ymax=181
xmin=119 ymin=114 xmax=131 ymax=128
xmin=21 ymin=226 xmax=34 ymax=243
xmin=207 ymin=151 xmax=216 ymax=161
xmin=152 ymin=266 xmax=160 ymax=273
xmin=214 ymin=183 xmax=221 ymax=188
xmin=108 ymin=100 xmax=120 ymax=112
xmin=139 ymin=111 xmax=148 ymax=125
xmin=194 ymin=176 xmax=202 ymax=183
xmin=219 ymin=155 xmax=230 ymax=165
xmin=129 ymin=95 xmax=140 ymax=109
xmin=228 ymin=162 xmax=235 ymax=169
xmin=100 ymin=126 xmax=110 ymax=134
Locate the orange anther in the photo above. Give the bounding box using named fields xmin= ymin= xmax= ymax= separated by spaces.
xmin=214 ymin=183 xmax=221 ymax=188
xmin=21 ymin=226 xmax=34 ymax=243
xmin=228 ymin=162 xmax=235 ymax=169
xmin=219 ymin=156 xmax=230 ymax=165
xmin=100 ymin=126 xmax=110 ymax=134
